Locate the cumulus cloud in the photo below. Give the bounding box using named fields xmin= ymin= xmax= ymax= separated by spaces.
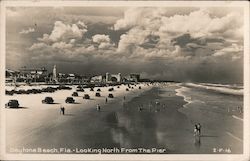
xmin=115 ymin=8 xmax=243 ymax=59
xmin=92 ymin=34 xmax=114 ymax=49
xmin=38 ymin=21 xmax=87 ymax=43
xmin=19 ymin=27 xmax=35 ymax=34
xmin=111 ymin=7 xmax=243 ymax=82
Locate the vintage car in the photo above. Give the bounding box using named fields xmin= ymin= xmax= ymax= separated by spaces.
xmin=126 ymin=88 xmax=129 ymax=91
xmin=42 ymin=97 xmax=54 ymax=104
xmin=90 ymin=87 xmax=94 ymax=91
xmin=108 ymin=88 xmax=114 ymax=91
xmin=97 ymin=88 xmax=101 ymax=92
xmin=72 ymin=92 xmax=78 ymax=97
xmin=95 ymin=92 xmax=101 ymax=97
xmin=139 ymin=86 xmax=142 ymax=89
xmin=65 ymin=97 xmax=75 ymax=103
xmin=108 ymin=93 xmax=114 ymax=98
xmin=5 ymin=90 xmax=15 ymax=95
xmin=76 ymin=88 xmax=85 ymax=92
xmin=83 ymin=94 xmax=90 ymax=99
xmin=5 ymin=100 xmax=19 ymax=108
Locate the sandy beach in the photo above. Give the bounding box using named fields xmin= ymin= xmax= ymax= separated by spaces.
xmin=4 ymin=83 xmax=152 ymax=152
xmin=4 ymin=82 xmax=243 ymax=154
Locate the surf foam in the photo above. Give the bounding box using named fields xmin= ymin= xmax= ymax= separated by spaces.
xmin=185 ymin=83 xmax=243 ymax=96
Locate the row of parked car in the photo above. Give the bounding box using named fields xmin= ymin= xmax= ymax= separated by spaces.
xmin=5 ymin=86 xmax=72 ymax=96
xmin=5 ymin=84 xmax=143 ymax=108
xmin=5 ymin=92 xmax=115 ymax=108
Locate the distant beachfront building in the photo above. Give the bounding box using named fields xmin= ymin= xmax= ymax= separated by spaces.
xmin=106 ymin=73 xmax=121 ymax=83
xmin=57 ymin=73 xmax=89 ymax=84
xmin=123 ymin=73 xmax=140 ymax=82
xmin=91 ymin=75 xmax=104 ymax=83
xmin=5 ymin=69 xmax=18 ymax=83
xmin=130 ymin=73 xmax=140 ymax=82
xmin=18 ymin=66 xmax=48 ymax=83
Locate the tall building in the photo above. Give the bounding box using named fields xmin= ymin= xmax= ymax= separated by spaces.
xmin=52 ymin=65 xmax=58 ymax=82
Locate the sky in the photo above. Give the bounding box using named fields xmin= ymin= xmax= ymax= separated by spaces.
xmin=6 ymin=6 xmax=244 ymax=83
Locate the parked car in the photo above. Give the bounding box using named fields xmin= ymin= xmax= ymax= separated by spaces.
xmin=108 ymin=88 xmax=114 ymax=91
xmin=16 ymin=90 xmax=23 ymax=94
xmin=72 ymin=92 xmax=78 ymax=97
xmin=58 ymin=85 xmax=72 ymax=90
xmin=42 ymin=97 xmax=54 ymax=104
xmin=95 ymin=92 xmax=101 ymax=97
xmin=76 ymin=88 xmax=85 ymax=92
xmin=26 ymin=89 xmax=32 ymax=94
xmin=117 ymin=86 xmax=120 ymax=88
xmin=126 ymin=88 xmax=129 ymax=91
xmin=97 ymin=88 xmax=101 ymax=92
xmin=46 ymin=87 xmax=56 ymax=93
xmin=139 ymin=86 xmax=142 ymax=89
xmin=5 ymin=100 xmax=19 ymax=108
xmin=90 ymin=87 xmax=94 ymax=91
xmin=83 ymin=94 xmax=90 ymax=99
xmin=5 ymin=90 xmax=14 ymax=96
xmin=108 ymin=93 xmax=114 ymax=98
xmin=65 ymin=97 xmax=75 ymax=103
xmin=31 ymin=89 xmax=40 ymax=94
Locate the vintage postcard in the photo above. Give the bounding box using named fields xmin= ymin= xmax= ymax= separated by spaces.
xmin=0 ymin=1 xmax=249 ymax=161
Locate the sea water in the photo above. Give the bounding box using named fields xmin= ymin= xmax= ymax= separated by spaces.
xmin=176 ymin=83 xmax=243 ymax=153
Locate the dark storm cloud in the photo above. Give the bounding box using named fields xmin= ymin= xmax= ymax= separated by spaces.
xmin=171 ymin=33 xmax=225 ymax=48
xmin=139 ymin=34 xmax=160 ymax=49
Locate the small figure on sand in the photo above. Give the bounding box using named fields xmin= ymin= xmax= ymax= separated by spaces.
xmin=194 ymin=124 xmax=198 ymax=136
xmin=138 ymin=105 xmax=143 ymax=112
xmin=60 ymin=106 xmax=65 ymax=115
xmin=194 ymin=123 xmax=201 ymax=136
xmin=123 ymin=96 xmax=126 ymax=100
xmin=96 ymin=104 xmax=101 ymax=111
xmin=105 ymin=98 xmax=108 ymax=103
xmin=197 ymin=123 xmax=201 ymax=136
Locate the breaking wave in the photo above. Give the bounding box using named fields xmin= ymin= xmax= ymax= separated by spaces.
xmin=185 ymin=83 xmax=243 ymax=96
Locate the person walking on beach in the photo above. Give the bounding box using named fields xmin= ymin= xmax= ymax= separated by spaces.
xmin=105 ymin=98 xmax=108 ymax=104
xmin=138 ymin=105 xmax=143 ymax=112
xmin=194 ymin=124 xmax=198 ymax=136
xmin=60 ymin=106 xmax=65 ymax=115
xmin=123 ymin=96 xmax=126 ymax=100
xmin=197 ymin=123 xmax=201 ymax=136
xmin=97 ymin=104 xmax=101 ymax=111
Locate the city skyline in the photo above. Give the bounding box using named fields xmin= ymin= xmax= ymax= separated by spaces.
xmin=6 ymin=7 xmax=244 ymax=83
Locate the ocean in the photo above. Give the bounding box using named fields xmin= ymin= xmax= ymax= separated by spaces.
xmin=175 ymin=83 xmax=243 ymax=153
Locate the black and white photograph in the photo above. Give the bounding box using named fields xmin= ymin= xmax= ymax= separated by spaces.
xmin=0 ymin=1 xmax=249 ymax=161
